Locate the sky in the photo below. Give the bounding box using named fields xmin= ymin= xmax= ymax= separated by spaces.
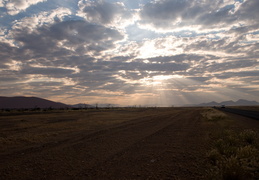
xmin=0 ymin=0 xmax=259 ymax=106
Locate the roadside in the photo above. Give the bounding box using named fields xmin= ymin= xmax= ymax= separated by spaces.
xmin=203 ymin=108 xmax=259 ymax=179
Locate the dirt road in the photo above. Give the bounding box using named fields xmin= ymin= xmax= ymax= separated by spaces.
xmin=0 ymin=108 xmax=258 ymax=179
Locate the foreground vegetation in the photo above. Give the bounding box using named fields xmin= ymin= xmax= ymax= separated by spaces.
xmin=203 ymin=108 xmax=259 ymax=179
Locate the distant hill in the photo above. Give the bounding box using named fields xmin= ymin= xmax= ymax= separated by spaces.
xmin=198 ymin=99 xmax=259 ymax=107
xmin=0 ymin=96 xmax=70 ymax=109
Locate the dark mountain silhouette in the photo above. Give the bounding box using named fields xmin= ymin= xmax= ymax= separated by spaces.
xmin=198 ymin=99 xmax=259 ymax=106
xmin=0 ymin=96 xmax=69 ymax=109
xmin=235 ymin=99 xmax=259 ymax=106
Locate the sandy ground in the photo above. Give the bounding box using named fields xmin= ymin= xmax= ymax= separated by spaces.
xmin=0 ymin=107 xmax=258 ymax=179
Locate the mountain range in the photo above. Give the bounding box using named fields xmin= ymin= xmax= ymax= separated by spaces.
xmin=197 ymin=99 xmax=259 ymax=106
xmin=0 ymin=96 xmax=259 ymax=109
xmin=0 ymin=96 xmax=118 ymax=109
xmin=0 ymin=96 xmax=70 ymax=109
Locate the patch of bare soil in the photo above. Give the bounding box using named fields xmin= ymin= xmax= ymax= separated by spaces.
xmin=0 ymin=108 xmax=258 ymax=179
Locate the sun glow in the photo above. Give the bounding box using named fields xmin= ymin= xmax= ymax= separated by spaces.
xmin=153 ymin=75 xmax=183 ymax=81
xmin=140 ymin=75 xmax=184 ymax=86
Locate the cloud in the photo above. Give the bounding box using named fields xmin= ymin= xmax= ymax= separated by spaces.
xmin=145 ymin=54 xmax=206 ymax=63
xmin=11 ymin=7 xmax=72 ymax=32
xmin=5 ymin=0 xmax=47 ymax=15
xmin=236 ymin=0 xmax=259 ymax=24
xmin=138 ymin=0 xmax=259 ymax=32
xmin=12 ymin=19 xmax=124 ymax=57
xmin=0 ymin=0 xmax=258 ymax=105
xmin=20 ymin=65 xmax=78 ymax=77
xmin=0 ymin=1 xmax=4 ymax=7
xmin=0 ymin=42 xmax=20 ymax=68
xmin=78 ymin=0 xmax=133 ymax=28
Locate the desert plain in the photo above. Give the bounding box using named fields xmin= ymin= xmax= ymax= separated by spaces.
xmin=0 ymin=107 xmax=259 ymax=179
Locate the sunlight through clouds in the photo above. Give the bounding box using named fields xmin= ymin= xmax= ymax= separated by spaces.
xmin=0 ymin=0 xmax=258 ymax=106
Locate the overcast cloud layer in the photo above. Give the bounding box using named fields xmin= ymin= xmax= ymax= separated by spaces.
xmin=0 ymin=0 xmax=258 ymax=106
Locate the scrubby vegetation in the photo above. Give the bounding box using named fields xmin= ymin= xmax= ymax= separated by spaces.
xmin=204 ymin=108 xmax=259 ymax=179
xmin=202 ymin=108 xmax=227 ymax=122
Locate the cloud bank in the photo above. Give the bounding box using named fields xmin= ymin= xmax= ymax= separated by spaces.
xmin=0 ymin=0 xmax=258 ymax=106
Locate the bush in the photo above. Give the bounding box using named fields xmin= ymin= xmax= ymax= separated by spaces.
xmin=221 ymin=156 xmax=246 ymax=180
xmin=202 ymin=108 xmax=227 ymax=122
xmin=240 ymin=130 xmax=257 ymax=145
xmin=206 ymin=149 xmax=222 ymax=165
xmin=207 ymin=130 xmax=259 ymax=179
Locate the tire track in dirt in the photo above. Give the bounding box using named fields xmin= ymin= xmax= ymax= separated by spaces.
xmin=78 ymin=109 xmax=208 ymax=180
xmin=0 ymin=109 xmax=185 ymax=179
xmin=0 ymin=110 xmax=180 ymax=157
xmin=0 ymin=108 xmax=210 ymax=180
xmin=57 ymin=110 xmax=187 ymax=178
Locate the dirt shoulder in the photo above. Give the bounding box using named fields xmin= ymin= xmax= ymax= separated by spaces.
xmin=0 ymin=108 xmax=258 ymax=179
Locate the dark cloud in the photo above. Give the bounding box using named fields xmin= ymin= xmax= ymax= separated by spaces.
xmin=195 ymin=6 xmax=236 ymax=27
xmin=28 ymin=81 xmax=64 ymax=87
xmin=185 ymin=77 xmax=211 ymax=84
xmin=183 ymin=55 xmax=259 ymax=77
xmin=237 ymin=0 xmax=259 ymax=24
xmin=139 ymin=0 xmax=259 ymax=31
xmin=0 ymin=75 xmax=22 ymax=83
xmin=0 ymin=42 xmax=18 ymax=63
xmin=145 ymin=54 xmax=207 ymax=63
xmin=13 ymin=20 xmax=124 ymax=57
xmin=207 ymin=60 xmax=258 ymax=72
xmin=79 ymin=0 xmax=132 ymax=25
xmin=88 ymin=60 xmax=189 ymax=72
xmin=20 ymin=66 xmax=76 ymax=76
xmin=182 ymin=35 xmax=259 ymax=57
xmin=216 ymin=70 xmax=259 ymax=79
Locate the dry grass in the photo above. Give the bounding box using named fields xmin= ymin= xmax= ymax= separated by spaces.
xmin=203 ymin=108 xmax=259 ymax=179
xmin=201 ymin=108 xmax=234 ymax=130
xmin=202 ymin=108 xmax=227 ymax=122
xmin=207 ymin=130 xmax=259 ymax=179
